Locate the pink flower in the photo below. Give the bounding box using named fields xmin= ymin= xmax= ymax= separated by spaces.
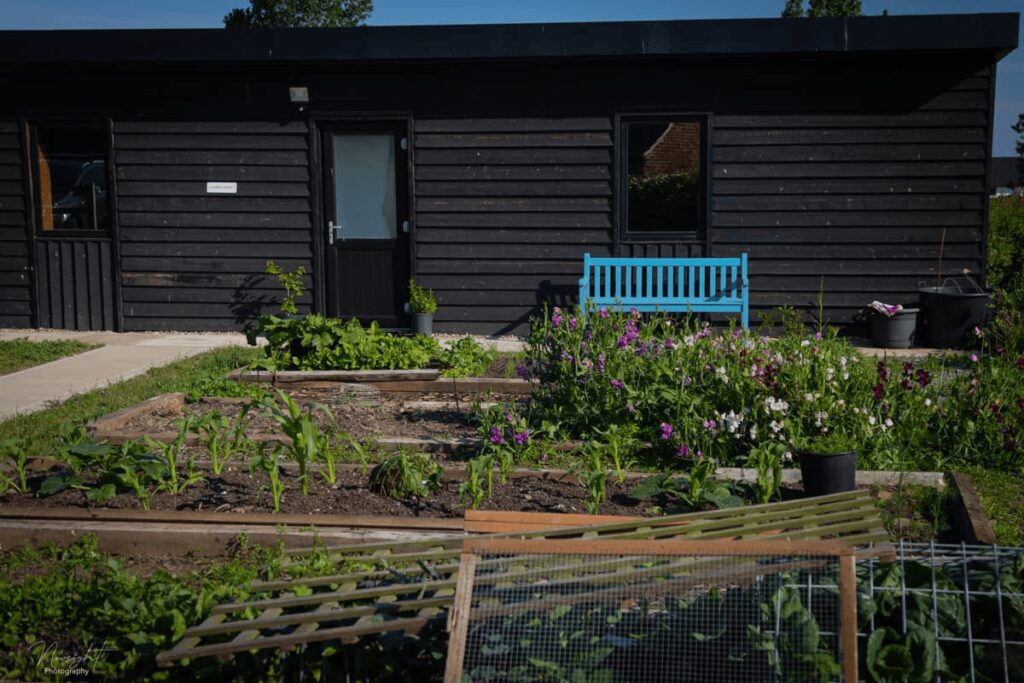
xmin=659 ymin=423 xmax=673 ymax=440
xmin=599 ymin=308 xmax=608 ymax=319
xmin=610 ymin=379 xmax=624 ymax=389
xmin=676 ymin=443 xmax=690 ymax=457
xmin=569 ymin=317 xmax=577 ymax=331
xmin=970 ymin=354 xmax=979 ymax=363
xmin=513 ymin=430 xmax=530 ymax=446
xmin=488 ymin=427 xmax=503 ymax=444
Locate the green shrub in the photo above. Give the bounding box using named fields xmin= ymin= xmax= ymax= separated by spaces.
xmin=988 ymin=196 xmax=1024 ymax=310
xmin=368 ymin=451 xmax=443 ymax=499
xmin=408 ymin=279 xmax=437 ymax=315
xmin=247 ymin=315 xmax=439 ymax=370
xmin=438 ymin=337 xmax=497 ymax=378
xmin=264 ymin=260 xmax=306 ymax=315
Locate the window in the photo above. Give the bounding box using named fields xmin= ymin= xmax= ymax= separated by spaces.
xmin=32 ymin=122 xmax=111 ymax=233
xmin=619 ymin=116 xmax=707 ymax=238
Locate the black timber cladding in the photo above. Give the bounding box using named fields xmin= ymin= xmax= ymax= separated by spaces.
xmin=114 ymin=121 xmax=314 ymax=331
xmin=0 ymin=122 xmax=31 ymax=327
xmin=0 ymin=13 xmax=1016 ymax=334
xmin=413 ymin=117 xmax=614 ymax=334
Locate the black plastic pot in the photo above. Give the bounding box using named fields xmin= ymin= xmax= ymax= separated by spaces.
xmin=798 ymin=450 xmax=857 ymax=497
xmin=870 ymin=308 xmax=918 ymax=349
xmin=412 ymin=312 xmax=434 ymax=335
xmin=918 ymin=286 xmax=991 ymax=349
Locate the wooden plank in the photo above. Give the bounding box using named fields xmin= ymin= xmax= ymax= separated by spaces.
xmin=713 ymin=194 xmax=982 ymax=212
xmin=415 ymin=180 xmax=611 ymax=197
xmin=713 ymin=127 xmax=985 ymax=145
xmin=417 ymin=197 xmax=610 ymax=213
xmin=113 ymin=121 xmax=309 ymax=134
xmin=414 ymin=118 xmax=611 ymax=133
xmin=231 ymin=368 xmax=440 ymax=383
xmin=415 ymin=148 xmax=611 ymax=165
xmin=715 ymin=144 xmax=985 ymax=163
xmin=118 ymin=196 xmax=311 ymax=213
xmin=839 ymin=551 xmax=859 ymax=683
xmin=117 ymin=181 xmax=310 ymax=197
xmin=415 ymin=213 xmax=611 ymax=228
xmin=416 ymin=165 xmax=610 ymax=181
xmin=712 ymin=161 xmax=985 ymax=179
xmin=444 ymin=552 xmax=477 ymax=683
xmin=115 ymin=134 xmax=307 ymax=150
xmin=117 ymin=164 xmax=310 ymax=182
xmin=712 ymin=178 xmax=984 ymax=195
xmin=949 ymin=472 xmax=997 ymax=544
xmin=118 ymin=212 xmax=312 ymax=228
xmin=114 ymin=150 xmax=308 ymax=165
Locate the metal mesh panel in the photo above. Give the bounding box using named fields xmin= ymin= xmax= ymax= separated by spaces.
xmin=447 ymin=540 xmax=856 ymax=683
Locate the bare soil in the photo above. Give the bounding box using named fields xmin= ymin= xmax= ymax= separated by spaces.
xmin=120 ymin=388 xmax=524 ymax=441
xmin=2 ymin=465 xmax=656 ymax=518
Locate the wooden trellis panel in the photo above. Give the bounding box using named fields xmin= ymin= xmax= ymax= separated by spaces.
xmin=156 ymin=490 xmax=886 ymax=667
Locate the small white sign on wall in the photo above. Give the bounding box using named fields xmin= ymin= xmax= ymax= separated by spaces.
xmin=206 ymin=182 xmax=238 ymax=194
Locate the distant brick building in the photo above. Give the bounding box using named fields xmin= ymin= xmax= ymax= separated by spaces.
xmin=642 ymin=122 xmax=701 ymax=175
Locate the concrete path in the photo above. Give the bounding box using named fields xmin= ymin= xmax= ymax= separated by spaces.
xmin=0 ymin=330 xmax=249 ymax=420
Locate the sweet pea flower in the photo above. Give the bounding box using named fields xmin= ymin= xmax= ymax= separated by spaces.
xmin=610 ymin=379 xmax=624 ymax=389
xmin=676 ymin=443 xmax=691 ymax=457
xmin=513 ymin=430 xmax=530 ymax=446
xmin=515 ymin=364 xmax=529 ymax=381
xmin=552 ymin=313 xmax=563 ymax=327
xmin=659 ymin=423 xmax=674 ymax=440
xmin=489 ymin=427 xmax=503 ymax=444
xmin=599 ymin=307 xmax=608 ymax=319
xmin=970 ymin=354 xmax=979 ymax=363
xmin=569 ymin=317 xmax=578 ymax=331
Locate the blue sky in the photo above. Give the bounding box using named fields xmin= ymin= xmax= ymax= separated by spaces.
xmin=1 ymin=0 xmax=1020 ymax=155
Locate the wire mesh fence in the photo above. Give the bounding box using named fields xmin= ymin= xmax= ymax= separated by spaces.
xmin=855 ymin=542 xmax=1024 ymax=683
xmin=446 ymin=539 xmax=858 ymax=683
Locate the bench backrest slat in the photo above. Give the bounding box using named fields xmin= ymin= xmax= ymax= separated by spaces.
xmin=579 ymin=253 xmax=750 ymax=330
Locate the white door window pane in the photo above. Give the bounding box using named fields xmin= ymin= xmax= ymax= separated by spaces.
xmin=332 ymin=134 xmax=397 ymax=239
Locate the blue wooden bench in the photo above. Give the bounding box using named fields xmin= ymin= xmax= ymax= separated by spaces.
xmin=578 ymin=253 xmax=749 ymax=329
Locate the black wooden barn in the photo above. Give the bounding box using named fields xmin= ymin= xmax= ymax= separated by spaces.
xmin=0 ymin=13 xmax=1018 ymax=334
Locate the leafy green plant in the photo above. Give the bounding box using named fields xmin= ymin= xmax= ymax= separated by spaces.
xmin=0 ymin=438 xmax=30 ymax=493
xmin=260 ymin=391 xmax=331 ymax=495
xmin=142 ymin=416 xmax=204 ymax=496
xmin=265 ymin=260 xmax=307 ymax=316
xmin=589 ymin=423 xmax=639 ymax=484
xmin=746 ymin=441 xmax=785 ymax=504
xmin=183 ymin=375 xmax=268 ymax=403
xmin=250 ymin=442 xmax=286 ymax=512
xmin=459 ymin=453 xmax=497 ymax=510
xmin=248 ymin=315 xmax=440 ymax=371
xmin=194 ymin=407 xmax=251 ymax=477
xmin=368 ymin=451 xmax=443 ymax=499
xmin=630 ymin=457 xmax=742 ymax=511
xmin=794 ymin=431 xmax=858 ymax=454
xmin=571 ymin=449 xmax=609 ymax=515
xmin=408 ymin=278 xmax=437 ymax=315
xmin=438 ymin=337 xmax=497 ymax=378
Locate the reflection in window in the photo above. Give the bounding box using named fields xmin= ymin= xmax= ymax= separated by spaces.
xmin=624 ymin=119 xmax=704 ymax=233
xmin=33 ymin=122 xmax=110 ymax=232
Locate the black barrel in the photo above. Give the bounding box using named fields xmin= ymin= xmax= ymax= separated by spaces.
xmin=798 ymin=450 xmax=857 ymax=497
xmin=918 ymin=287 xmax=991 ymax=349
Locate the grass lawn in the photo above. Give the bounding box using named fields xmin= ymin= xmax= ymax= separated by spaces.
xmin=966 ymin=467 xmax=1024 ymax=546
xmin=0 ymin=345 xmax=260 ymax=456
xmin=0 ymin=338 xmax=102 ymax=376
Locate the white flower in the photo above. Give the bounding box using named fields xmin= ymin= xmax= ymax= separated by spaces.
xmin=925 ymin=398 xmax=932 ymax=407
xmin=804 ymin=393 xmax=815 ymax=402
xmin=884 ymin=418 xmax=893 ymax=428
xmin=801 ymin=340 xmax=810 ymax=347
xmin=749 ymin=424 xmax=758 ymax=440
xmin=770 ymin=420 xmax=784 ymax=434
xmin=814 ymin=411 xmax=828 ymax=427
xmin=782 ymin=451 xmax=794 ymax=463
xmin=868 ymin=416 xmax=876 ymax=426
xmin=842 ymin=372 xmax=850 ymax=381
xmin=826 ymin=367 xmax=835 ymax=380
xmin=720 ymin=410 xmax=743 ymax=434
xmin=836 ymin=399 xmax=845 ymax=407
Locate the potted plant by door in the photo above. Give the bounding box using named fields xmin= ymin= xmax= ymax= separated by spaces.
xmin=409 ymin=279 xmax=437 ymax=335
xmin=794 ymin=432 xmax=857 ymax=497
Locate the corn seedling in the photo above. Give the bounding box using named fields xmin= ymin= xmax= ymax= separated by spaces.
xmin=194 ymin=405 xmax=252 ymax=477
xmin=368 ymin=451 xmax=443 ymax=499
xmin=459 ymin=452 xmax=496 ymax=510
xmin=142 ymin=416 xmax=203 ymax=495
xmin=250 ymin=443 xmax=286 ymax=512
xmin=260 ymin=391 xmax=331 ymax=496
xmin=571 ymin=449 xmax=608 ymax=515
xmin=0 ymin=438 xmax=30 ymax=494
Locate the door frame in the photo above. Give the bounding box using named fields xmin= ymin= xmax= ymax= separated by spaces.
xmin=311 ymin=113 xmax=415 ymax=325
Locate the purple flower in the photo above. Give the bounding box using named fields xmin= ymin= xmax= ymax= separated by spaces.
xmin=610 ymin=379 xmax=624 ymax=389
xmin=627 ymin=403 xmax=636 ymax=414
xmin=659 ymin=423 xmax=674 ymax=441
xmin=516 ymin=364 xmax=529 ymax=381
xmin=703 ymin=419 xmax=718 ymax=431
xmin=513 ymin=430 xmax=530 ymax=446
xmin=597 ymin=353 xmax=606 ymax=372
xmin=488 ymin=427 xmax=503 ymax=444
xmin=1016 ymin=398 xmax=1024 ymax=411
xmin=732 ymin=329 xmax=741 ymax=339
xmin=676 ymin=443 xmax=690 ymax=457
xmin=505 ymin=412 xmax=516 ymax=424
xmin=873 ymin=383 xmax=885 ymax=402
xmin=569 ymin=317 xmax=578 ymax=331
xmin=970 ymin=354 xmax=979 ymax=363
xmin=599 ymin=308 xmax=608 ymax=319
xmin=552 ymin=314 xmax=563 ymax=328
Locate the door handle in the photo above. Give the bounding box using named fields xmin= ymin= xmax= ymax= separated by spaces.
xmin=328 ymin=221 xmax=344 ymax=244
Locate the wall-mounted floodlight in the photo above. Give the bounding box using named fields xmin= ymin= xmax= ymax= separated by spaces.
xmin=289 ymin=86 xmax=310 ymax=111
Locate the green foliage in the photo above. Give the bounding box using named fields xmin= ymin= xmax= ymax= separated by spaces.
xmin=259 ymin=391 xmax=331 ymax=495
xmin=519 ymin=305 xmax=1024 ymax=473
xmin=263 ymin=260 xmax=307 ymax=315
xmin=746 ymin=441 xmax=785 ymax=504
xmin=183 ymin=375 xmax=268 ymax=403
xmin=408 ymin=279 xmax=437 ymax=315
xmin=571 ymin=449 xmax=609 ymax=515
xmin=966 ymin=466 xmax=1024 ymax=545
xmin=588 ymin=423 xmax=640 ymax=484
xmin=367 ymin=451 xmax=443 ymax=499
xmin=782 ymin=0 xmax=862 ymax=17
xmin=759 ymin=305 xmax=807 ymax=337
xmin=629 ymin=457 xmax=742 ymax=511
xmin=0 ymin=438 xmax=30 ymax=494
xmin=0 ymin=346 xmax=260 ymax=457
xmin=794 ymin=431 xmax=858 ymax=454
xmin=193 ymin=408 xmax=252 ymax=477
xmin=988 ymin=196 xmax=1024 ymax=310
xmin=438 ymin=337 xmax=497 ymax=378
xmin=250 ymin=443 xmax=286 ymax=512
xmin=142 ymin=417 xmax=205 ymax=497
xmin=224 ymin=0 xmax=372 ymax=28
xmin=459 ymin=453 xmax=497 ymax=510
xmin=0 ymin=338 xmax=100 ymax=375
xmin=247 ymin=314 xmax=439 ymax=370
xmin=627 ymin=169 xmax=699 ymax=230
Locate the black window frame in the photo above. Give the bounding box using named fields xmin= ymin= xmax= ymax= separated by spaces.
xmin=29 ymin=119 xmax=115 ymax=237
xmin=616 ymin=112 xmax=710 ymax=242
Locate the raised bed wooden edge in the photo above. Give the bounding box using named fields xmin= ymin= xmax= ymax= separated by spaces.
xmin=230 ymin=369 xmax=533 ymax=394
xmin=948 ymin=472 xmax=998 ymax=544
